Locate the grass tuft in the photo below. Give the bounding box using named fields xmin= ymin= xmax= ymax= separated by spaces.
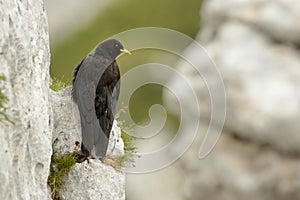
xmin=110 ymin=109 xmax=138 ymax=169
xmin=121 ymin=130 xmax=137 ymax=156
xmin=50 ymin=77 xmax=69 ymax=92
xmin=48 ymin=152 xmax=79 ymax=199
xmin=0 ymin=75 xmax=13 ymax=124
xmin=102 ymin=129 xmax=137 ymax=171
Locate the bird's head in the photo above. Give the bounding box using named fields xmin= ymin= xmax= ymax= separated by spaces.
xmin=95 ymin=39 xmax=132 ymax=59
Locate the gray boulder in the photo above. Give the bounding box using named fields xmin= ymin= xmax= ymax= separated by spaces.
xmin=61 ymin=159 xmax=125 ymax=200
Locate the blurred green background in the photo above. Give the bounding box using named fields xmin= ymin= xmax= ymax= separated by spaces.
xmin=50 ymin=0 xmax=202 ymax=79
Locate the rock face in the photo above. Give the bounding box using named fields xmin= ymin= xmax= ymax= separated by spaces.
xmin=163 ymin=0 xmax=300 ymax=199
xmin=0 ymin=0 xmax=52 ymax=199
xmin=0 ymin=1 xmax=125 ymax=199
xmin=60 ymin=160 xmax=125 ymax=200
xmin=50 ymin=88 xmax=81 ymax=155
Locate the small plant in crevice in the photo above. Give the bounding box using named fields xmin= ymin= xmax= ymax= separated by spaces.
xmin=0 ymin=75 xmax=13 ymax=124
xmin=47 ymin=151 xmax=79 ymax=200
xmin=120 ymin=129 xmax=137 ymax=165
xmin=50 ymin=77 xmax=69 ymax=92
xmin=102 ymin=129 xmax=137 ymax=171
xmin=110 ymin=109 xmax=138 ymax=170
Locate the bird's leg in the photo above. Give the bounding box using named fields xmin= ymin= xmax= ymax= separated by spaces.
xmin=73 ymin=141 xmax=90 ymax=163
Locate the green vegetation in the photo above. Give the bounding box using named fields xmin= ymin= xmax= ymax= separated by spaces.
xmin=50 ymin=77 xmax=69 ymax=92
xmin=117 ymin=130 xmax=137 ymax=168
xmin=0 ymin=75 xmax=13 ymax=124
xmin=102 ymin=130 xmax=137 ymax=171
xmin=48 ymin=152 xmax=79 ymax=199
xmin=121 ymin=130 xmax=137 ymax=154
xmin=0 ymin=76 xmax=8 ymax=119
xmin=115 ymin=110 xmax=137 ymax=163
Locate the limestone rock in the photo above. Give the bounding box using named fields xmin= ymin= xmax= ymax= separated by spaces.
xmin=60 ymin=159 xmax=125 ymax=200
xmin=0 ymin=0 xmax=52 ymax=199
xmin=50 ymin=87 xmax=81 ymax=155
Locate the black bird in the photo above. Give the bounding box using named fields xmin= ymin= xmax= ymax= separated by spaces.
xmin=72 ymin=39 xmax=131 ymax=158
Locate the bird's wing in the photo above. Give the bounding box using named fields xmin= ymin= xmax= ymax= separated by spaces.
xmin=72 ymin=58 xmax=85 ymax=104
xmin=94 ymin=86 xmax=110 ymax=156
xmin=73 ymin=56 xmax=109 ymax=157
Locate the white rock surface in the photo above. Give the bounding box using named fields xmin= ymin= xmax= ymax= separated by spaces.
xmin=0 ymin=0 xmax=52 ymax=199
xmin=50 ymin=87 xmax=81 ymax=154
xmin=61 ymin=159 xmax=125 ymax=200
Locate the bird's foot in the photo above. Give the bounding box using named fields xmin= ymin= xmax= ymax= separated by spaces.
xmin=73 ymin=141 xmax=90 ymax=163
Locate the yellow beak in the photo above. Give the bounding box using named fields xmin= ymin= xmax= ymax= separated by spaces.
xmin=120 ymin=48 xmax=132 ymax=55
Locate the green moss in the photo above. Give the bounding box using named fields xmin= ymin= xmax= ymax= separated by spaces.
xmin=0 ymin=76 xmax=8 ymax=109
xmin=50 ymin=77 xmax=69 ymax=92
xmin=48 ymin=152 xmax=79 ymax=200
xmin=0 ymin=75 xmax=13 ymax=124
